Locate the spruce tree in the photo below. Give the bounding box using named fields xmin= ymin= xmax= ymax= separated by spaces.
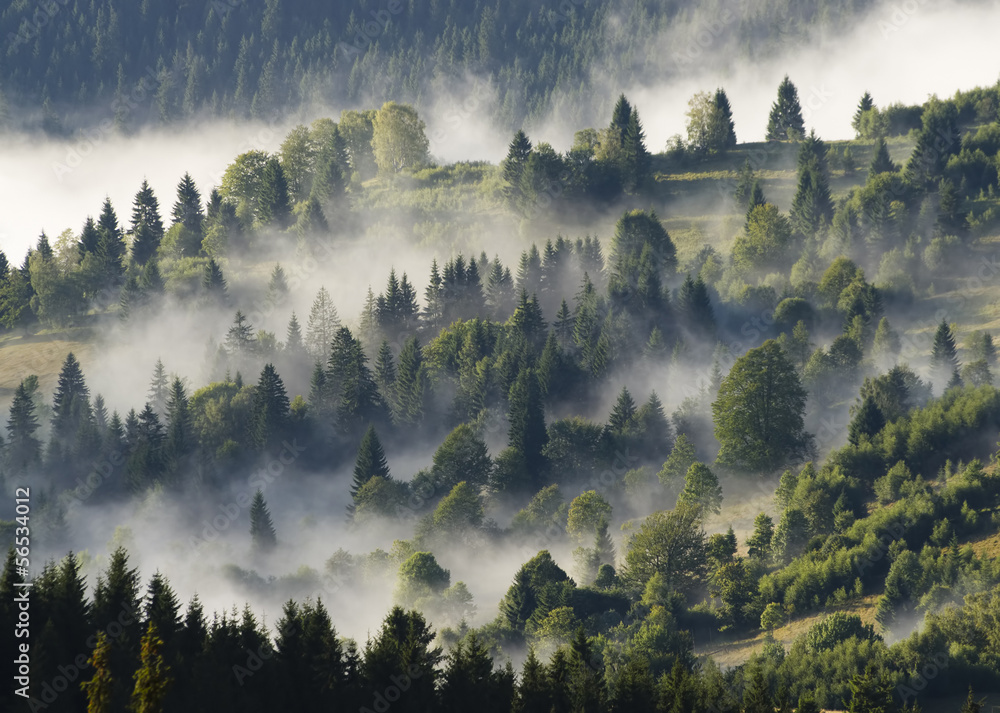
xmin=130 ymin=623 xmax=171 ymax=713
xmin=930 ymin=320 xmax=960 ymax=378
xmin=147 ymin=359 xmax=168 ymax=415
xmin=81 ymin=632 xmax=114 ymax=713
xmin=622 ymin=107 xmax=652 ymax=194
xmin=130 ymin=180 xmax=165 ymax=265
xmin=258 ymin=157 xmax=292 ymax=228
xmin=202 ymin=259 xmax=227 ymax=300
xmin=374 ymin=341 xmax=398 ymax=414
xmin=97 ymin=197 xmax=127 ymax=280
xmin=506 ymin=368 xmax=548 ymax=486
xmin=853 ymin=91 xmax=874 ymax=135
xmin=351 ymin=425 xmax=391 ymax=500
xmin=766 ymin=76 xmax=805 ymax=141
xmin=79 ymin=216 xmax=101 ymax=256
xmin=869 ymin=138 xmax=897 ymax=176
xmin=285 ymin=313 xmax=304 ymax=354
xmin=395 ymin=336 xmax=425 ymax=426
xmin=6 ymin=379 xmax=41 ymax=470
xmin=708 ymin=88 xmax=737 ymax=151
xmin=253 ymin=363 xmax=290 ymax=450
xmin=267 ymin=264 xmax=289 ymax=307
xmin=165 ymin=378 xmax=191 ymax=461
xmin=250 ymin=489 xmax=278 ymax=551
xmin=225 ymin=311 xmax=256 ymax=355
xmin=611 ymin=94 xmax=633 ymax=140
xmin=306 ymin=287 xmax=340 ymax=360
xmin=735 ymin=158 xmax=756 ymax=207
xmin=502 ymin=130 xmax=533 ymax=212
xmin=608 ymin=386 xmax=637 ymax=433
xmin=52 ymin=352 xmax=90 ymax=442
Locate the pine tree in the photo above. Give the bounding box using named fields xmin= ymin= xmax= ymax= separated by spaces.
xmin=930 ymin=320 xmax=960 ymax=378
xmin=853 ymin=92 xmax=874 ymax=135
xmin=130 ymin=180 xmax=165 ymax=265
xmin=374 ymin=341 xmax=398 ymax=414
xmin=306 ymin=287 xmax=340 ymax=361
xmin=81 ymin=632 xmax=114 ymax=713
xmin=503 ymin=130 xmax=533 ymax=212
xmin=608 ymin=386 xmax=637 ymax=433
xmin=130 ymin=623 xmax=171 ymax=713
xmin=171 ymin=173 xmax=204 ymax=255
xmin=253 ymin=363 xmax=290 ymax=450
xmin=52 ymin=352 xmax=91 ymax=442
xmin=395 ymin=336 xmax=425 ymax=426
xmin=6 ymin=379 xmax=41 ymax=470
xmin=225 ymin=311 xmax=256 ymax=355
xmin=622 ymin=107 xmax=652 ymax=194
xmin=611 ymin=94 xmax=633 ymax=140
xmin=97 ymin=197 xmax=127 ymax=280
xmin=147 ymin=359 xmax=168 ymax=415
xmin=869 ymin=138 xmax=897 ymax=175
xmin=351 ymin=425 xmax=391 ymax=499
xmin=79 ymin=216 xmax=101 ymax=257
xmin=766 ymin=76 xmax=806 ymax=141
xmin=285 ymin=313 xmax=304 ymax=354
xmin=165 ymin=378 xmax=191 ymax=461
xmin=202 ymin=259 xmax=227 ymax=301
xmin=258 ymin=157 xmax=292 ymax=228
xmin=267 ymin=264 xmax=289 ymax=307
xmin=707 ymin=88 xmax=737 ymax=151
xmin=250 ymin=489 xmax=277 ymax=551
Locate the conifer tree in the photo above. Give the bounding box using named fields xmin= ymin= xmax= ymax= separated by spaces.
xmin=853 ymin=91 xmax=874 ymax=136
xmin=97 ymin=198 xmax=127 ymax=280
xmin=6 ymin=379 xmax=41 ymax=470
xmin=503 ymin=130 xmax=533 ymax=212
xmin=351 ymin=425 xmax=391 ymax=499
xmin=374 ymin=341 xmax=398 ymax=413
xmin=506 ymin=367 xmax=548 ymax=487
xmin=225 ymin=311 xmax=256 ymax=355
xmin=147 ymin=359 xmax=168 ymax=415
xmin=766 ymin=76 xmax=805 ymax=141
xmin=165 ymin=378 xmax=191 ymax=461
xmin=707 ymin=88 xmax=737 ymax=151
xmin=306 ymin=287 xmax=340 ymax=360
xmin=394 ymin=336 xmax=425 ymax=426
xmin=202 ymin=259 xmax=227 ymax=301
xmin=869 ymin=138 xmax=897 ymax=176
xmin=930 ymin=320 xmax=960 ymax=381
xmin=608 ymin=386 xmax=637 ymax=433
xmin=250 ymin=489 xmax=278 ymax=551
xmin=267 ymin=264 xmax=289 ymax=307
xmin=79 ymin=216 xmax=101 ymax=257
xmin=81 ymin=632 xmax=114 ymax=713
xmin=52 ymin=352 xmax=91 ymax=442
xmin=285 ymin=313 xmax=304 ymax=354
xmin=622 ymin=107 xmax=652 ymax=194
xmin=144 ymin=572 xmax=181 ymax=653
xmin=253 ymin=363 xmax=290 ymax=450
xmin=735 ymin=158 xmax=757 ymax=207
xmin=130 ymin=180 xmax=165 ymax=265
xmin=258 ymin=157 xmax=292 ymax=228
xmin=130 ymin=623 xmax=171 ymax=713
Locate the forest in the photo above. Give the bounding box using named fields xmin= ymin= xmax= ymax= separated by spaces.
xmin=2 ymin=14 xmax=1000 ymax=713
xmin=0 ymin=0 xmax=944 ymax=135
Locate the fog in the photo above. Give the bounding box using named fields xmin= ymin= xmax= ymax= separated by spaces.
xmin=3 ymin=0 xmax=997 ymax=652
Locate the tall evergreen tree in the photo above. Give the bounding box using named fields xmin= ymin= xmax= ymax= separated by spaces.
xmin=250 ymin=489 xmax=278 ymax=551
xmin=6 ymin=379 xmax=41 ymax=471
xmin=766 ymin=76 xmax=805 ymax=141
xmin=503 ymin=130 xmax=533 ymax=212
xmin=148 ymin=359 xmax=169 ymax=415
xmin=869 ymin=138 xmax=897 ymax=176
xmin=350 ymin=425 xmax=391 ymax=501
xmin=52 ymin=352 xmax=91 ymax=442
xmin=930 ymin=320 xmax=960 ymax=384
xmin=853 ymin=91 xmax=874 ymax=135
xmin=306 ymin=287 xmax=340 ymax=360
xmin=258 ymin=157 xmax=292 ymax=228
xmin=285 ymin=312 xmax=304 ymax=354
xmin=253 ymin=363 xmax=290 ymax=450
xmin=130 ymin=180 xmax=165 ymax=265
xmin=130 ymin=623 xmax=172 ymax=713
xmin=202 ymin=259 xmax=227 ymax=301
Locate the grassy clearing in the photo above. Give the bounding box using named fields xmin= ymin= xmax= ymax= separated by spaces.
xmin=0 ymin=329 xmax=95 ymax=402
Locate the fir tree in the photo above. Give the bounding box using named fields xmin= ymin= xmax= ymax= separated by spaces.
xmin=130 ymin=623 xmax=171 ymax=713
xmin=930 ymin=320 xmax=960 ymax=378
xmin=52 ymin=352 xmax=90 ymax=442
xmin=503 ymin=130 xmax=533 ymax=212
xmin=250 ymin=489 xmax=278 ymax=551
xmin=6 ymin=379 xmax=41 ymax=471
xmin=394 ymin=336 xmax=425 ymax=426
xmin=608 ymin=386 xmax=637 ymax=433
xmin=853 ymin=91 xmax=874 ymax=135
xmin=202 ymin=259 xmax=227 ymax=301
xmin=306 ymin=287 xmax=340 ymax=361
xmin=766 ymin=76 xmax=805 ymax=141
xmin=147 ymin=359 xmax=168 ymax=415
xmin=350 ymin=425 xmax=391 ymax=513
xmin=130 ymin=180 xmax=165 ymax=266
xmin=253 ymin=363 xmax=290 ymax=450
xmin=225 ymin=311 xmax=256 ymax=355
xmin=81 ymin=632 xmax=114 ymax=713
xmin=258 ymin=157 xmax=292 ymax=228
xmin=165 ymin=378 xmax=191 ymax=461
xmin=79 ymin=216 xmax=101 ymax=257
xmin=285 ymin=313 xmax=304 ymax=354
xmin=267 ymin=264 xmax=289 ymax=307
xmin=869 ymin=138 xmax=897 ymax=175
